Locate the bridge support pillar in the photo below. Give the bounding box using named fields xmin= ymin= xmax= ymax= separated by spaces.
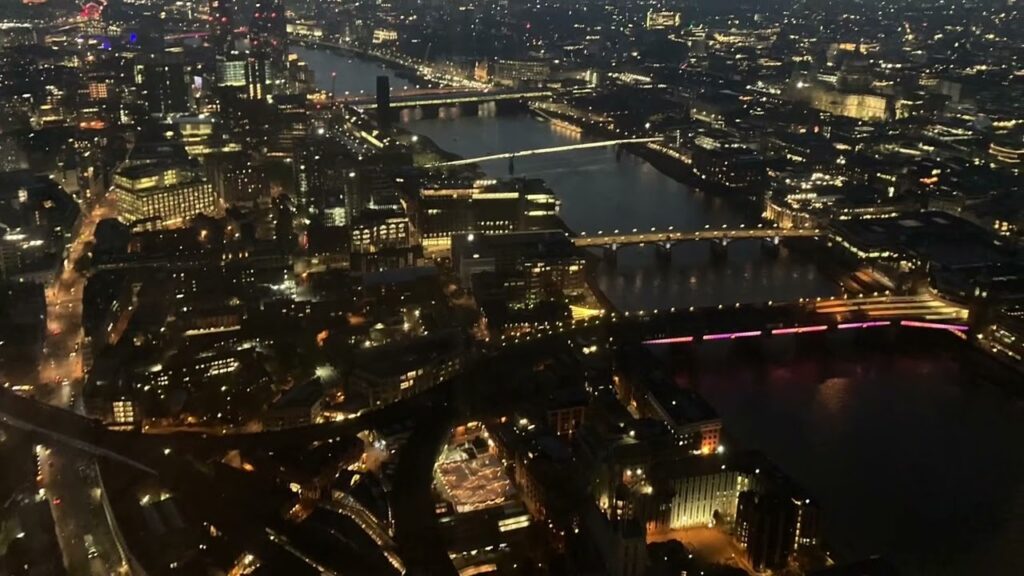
xmin=760 ymin=236 xmax=781 ymax=257
xmin=603 ymin=245 xmax=619 ymax=266
xmin=710 ymin=238 xmax=730 ymax=260
xmin=655 ymin=242 xmax=673 ymax=266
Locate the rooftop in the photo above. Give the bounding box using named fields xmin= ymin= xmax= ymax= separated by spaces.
xmin=832 ymin=211 xmax=1015 ymax=268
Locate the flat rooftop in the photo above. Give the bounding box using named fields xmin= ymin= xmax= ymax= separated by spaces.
xmin=435 ymin=424 xmax=515 ymax=514
xmin=832 ymin=211 xmax=1014 ymax=268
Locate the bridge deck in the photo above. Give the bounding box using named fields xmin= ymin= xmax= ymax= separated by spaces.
xmin=572 ymin=227 xmax=824 ymax=247
xmin=356 ymin=90 xmax=551 ymax=108
xmin=430 ymin=138 xmax=662 ymax=167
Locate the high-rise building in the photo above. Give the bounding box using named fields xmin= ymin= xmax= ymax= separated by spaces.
xmin=209 ymin=0 xmax=233 ymax=55
xmin=735 ymin=491 xmax=798 ymax=572
xmin=245 ymin=55 xmax=268 ymax=100
xmin=135 ymin=53 xmax=190 ymax=116
xmin=249 ymin=0 xmax=287 ymax=83
xmin=350 ymin=208 xmax=416 ymax=272
xmin=451 ymin=230 xmax=587 ymax=308
xmin=216 ymin=56 xmax=247 ymax=88
xmin=376 ymin=75 xmax=391 ymax=131
xmin=415 ymin=184 xmax=525 ymax=254
xmin=114 ymin=162 xmax=219 ymax=228
xmin=297 ymin=140 xmax=355 ymax=215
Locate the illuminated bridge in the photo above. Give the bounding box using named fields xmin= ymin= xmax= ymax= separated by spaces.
xmin=348 ymin=87 xmax=553 ymax=110
xmin=0 ymin=294 xmax=970 ymax=475
xmin=573 ymin=226 xmax=823 ymax=248
xmin=0 ymin=295 xmax=968 ymax=460
xmin=495 ymin=293 xmax=970 ymax=349
xmin=570 ymin=226 xmax=824 ymax=261
xmin=428 ymin=138 xmax=663 ymax=168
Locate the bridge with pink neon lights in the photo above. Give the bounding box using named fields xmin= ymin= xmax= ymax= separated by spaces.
xmin=494 ymin=294 xmax=971 ymax=349
xmin=0 ymin=294 xmax=970 ymax=470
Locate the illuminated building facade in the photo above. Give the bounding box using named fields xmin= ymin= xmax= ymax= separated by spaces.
xmin=348 ymin=337 xmax=463 ymax=408
xmin=351 ymin=209 xmax=412 ymax=253
xmin=372 ymin=28 xmax=398 ymax=44
xmin=787 ymin=69 xmax=893 ymax=123
xmin=216 ymin=58 xmax=247 ymax=88
xmin=452 ymin=230 xmax=586 ymax=309
xmin=245 ymin=55 xmax=269 ymax=100
xmin=990 ymin=138 xmax=1024 ymax=166
xmin=415 ymin=184 xmax=525 ymax=253
xmin=646 ymin=11 xmax=681 ymax=30
xmin=114 ymin=163 xmax=219 ymax=228
xmin=492 ymin=60 xmax=550 ymax=86
xmin=350 ymin=209 xmax=416 ymax=272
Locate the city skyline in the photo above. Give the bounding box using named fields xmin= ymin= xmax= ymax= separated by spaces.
xmin=0 ymin=0 xmax=1021 ymax=575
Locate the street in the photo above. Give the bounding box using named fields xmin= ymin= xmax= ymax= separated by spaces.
xmin=35 ymin=194 xmax=127 ymax=575
xmin=37 ymin=195 xmax=115 ymax=406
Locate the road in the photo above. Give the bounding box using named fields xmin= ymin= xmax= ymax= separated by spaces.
xmin=34 ymin=193 xmax=129 ymax=576
xmin=649 ymin=527 xmax=756 ymax=575
xmin=38 ymin=195 xmax=115 ymax=406
xmin=38 ymin=445 xmax=128 ymax=576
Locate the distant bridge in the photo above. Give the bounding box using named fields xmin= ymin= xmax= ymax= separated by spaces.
xmin=164 ymin=31 xmax=212 ymax=41
xmin=349 ymin=88 xmax=552 ymax=110
xmin=428 ymin=138 xmax=663 ymax=168
xmin=572 ymin=227 xmax=824 ymax=248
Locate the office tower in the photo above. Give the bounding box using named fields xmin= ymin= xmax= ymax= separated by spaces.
xmin=376 ymin=75 xmax=391 ymax=131
xmin=136 ymin=53 xmax=190 ymax=116
xmin=216 ymin=56 xmax=247 ymax=88
xmin=249 ymin=0 xmax=287 ymax=81
xmin=209 ymin=0 xmax=233 ymax=55
xmin=114 ymin=161 xmax=219 ymax=228
xmin=245 ymin=55 xmax=268 ymax=100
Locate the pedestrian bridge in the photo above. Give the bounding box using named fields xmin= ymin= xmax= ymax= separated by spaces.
xmin=427 ymin=138 xmax=663 ymax=167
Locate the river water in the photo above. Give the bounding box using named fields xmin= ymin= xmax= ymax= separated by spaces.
xmin=293 ymin=45 xmax=417 ymax=97
xmin=401 ymin=112 xmax=840 ymax=311
xmin=296 ymin=43 xmax=838 ymax=311
xmin=296 ymin=47 xmax=1024 ymax=575
xmin=669 ymin=337 xmax=1024 ymax=575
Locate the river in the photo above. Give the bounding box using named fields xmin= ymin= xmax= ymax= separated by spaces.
xmin=668 ymin=336 xmax=1024 ymax=575
xmin=402 ymin=111 xmax=840 ymax=310
xmin=293 ymin=45 xmax=417 ymax=97
xmin=295 ymin=47 xmax=1024 ymax=575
